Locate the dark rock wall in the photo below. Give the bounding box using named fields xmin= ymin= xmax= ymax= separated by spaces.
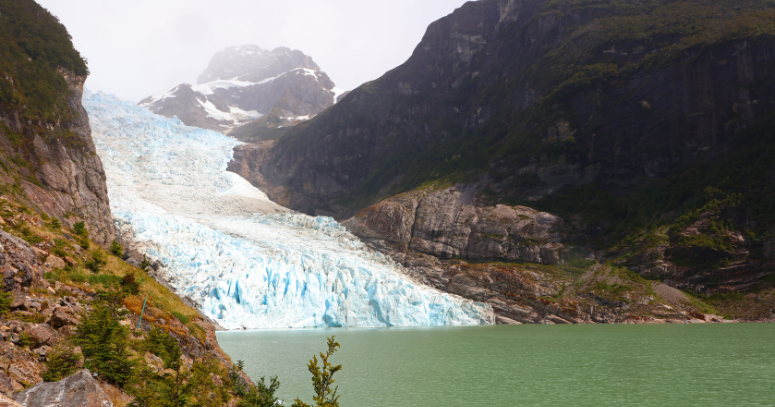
xmin=257 ymin=0 xmax=775 ymax=219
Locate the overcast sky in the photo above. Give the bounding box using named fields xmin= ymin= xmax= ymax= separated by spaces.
xmin=36 ymin=0 xmax=470 ymax=102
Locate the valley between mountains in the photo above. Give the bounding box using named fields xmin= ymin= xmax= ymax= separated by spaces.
xmin=1 ymin=0 xmax=775 ymax=405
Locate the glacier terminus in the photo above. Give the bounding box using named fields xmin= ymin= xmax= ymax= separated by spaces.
xmin=84 ymin=91 xmax=494 ymax=330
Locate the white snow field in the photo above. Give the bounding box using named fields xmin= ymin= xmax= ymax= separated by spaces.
xmin=84 ymin=91 xmax=494 ymax=330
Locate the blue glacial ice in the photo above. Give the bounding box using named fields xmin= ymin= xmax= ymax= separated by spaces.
xmin=83 ymin=91 xmax=494 ymax=330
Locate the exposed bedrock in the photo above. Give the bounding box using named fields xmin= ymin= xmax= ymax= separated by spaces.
xmin=13 ymin=370 xmax=113 ymax=407
xmin=342 ymin=186 xmax=565 ymax=264
xmin=0 ymin=74 xmax=114 ymax=247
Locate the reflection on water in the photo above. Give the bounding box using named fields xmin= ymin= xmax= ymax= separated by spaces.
xmin=217 ymin=324 xmax=775 ymax=407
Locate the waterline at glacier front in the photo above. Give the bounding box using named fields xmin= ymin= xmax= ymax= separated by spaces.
xmin=84 ymin=91 xmax=494 ymax=330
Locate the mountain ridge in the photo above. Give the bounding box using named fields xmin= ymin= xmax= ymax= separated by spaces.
xmin=139 ymin=45 xmax=345 ymax=136
xmin=229 ymin=0 xmax=775 ymax=320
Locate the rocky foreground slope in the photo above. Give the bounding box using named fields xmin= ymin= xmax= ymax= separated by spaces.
xmin=230 ymin=0 xmax=775 ymax=323
xmin=140 ymin=45 xmax=345 ymax=138
xmin=0 ymin=2 xmax=268 ymax=406
xmin=0 ymin=193 xmax=252 ymax=407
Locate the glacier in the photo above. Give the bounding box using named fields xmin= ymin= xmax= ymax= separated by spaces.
xmin=83 ymin=91 xmax=494 ymax=330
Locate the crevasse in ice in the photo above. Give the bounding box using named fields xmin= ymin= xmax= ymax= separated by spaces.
xmin=83 ymin=91 xmax=494 ymax=329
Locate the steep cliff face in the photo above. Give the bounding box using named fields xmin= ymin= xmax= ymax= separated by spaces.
xmin=0 ymin=0 xmax=113 ymax=246
xmin=140 ymin=45 xmax=345 ymax=137
xmin=260 ymin=0 xmax=775 ymax=219
xmin=242 ymin=0 xmax=775 ymax=298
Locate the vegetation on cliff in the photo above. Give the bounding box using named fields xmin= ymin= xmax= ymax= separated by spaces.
xmin=0 ymin=0 xmax=114 ymax=247
xmin=0 ymin=192 xmax=352 ymax=405
xmin=266 ymin=0 xmax=775 ymax=215
xmin=0 ymin=0 xmax=88 ymax=120
xmin=254 ymin=0 xmax=775 ymax=307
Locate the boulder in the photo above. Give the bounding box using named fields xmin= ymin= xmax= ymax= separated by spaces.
xmin=63 ymin=257 xmax=76 ymax=268
xmin=8 ymin=361 xmax=42 ymax=387
xmin=9 ymin=296 xmax=24 ymax=311
xmin=31 ymin=248 xmax=47 ymax=260
xmin=144 ymin=353 xmax=164 ymax=373
xmin=0 ymin=371 xmax=14 ymax=396
xmin=50 ymin=307 xmax=80 ymax=329
xmin=0 ymin=393 xmax=23 ymax=407
xmin=23 ymin=324 xmax=56 ymax=348
xmin=13 ymin=370 xmax=113 ymax=407
xmin=11 ymin=297 xmax=41 ymax=312
xmin=44 ymin=255 xmax=66 ymax=270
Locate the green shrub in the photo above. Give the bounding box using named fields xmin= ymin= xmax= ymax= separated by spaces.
xmin=144 ymin=327 xmax=182 ymax=370
xmin=109 ymin=240 xmax=123 ymax=257
xmin=20 ymin=226 xmax=43 ymax=245
xmin=171 ymin=311 xmax=189 ymax=325
xmin=47 ymin=218 xmax=61 ymax=231
xmin=238 ymin=376 xmax=281 ymax=407
xmin=559 ymin=257 xmax=596 ymax=275
xmin=42 ymin=345 xmax=81 ymax=382
xmin=17 ymin=332 xmax=34 ymax=348
xmin=86 ymin=274 xmax=121 ymax=287
xmin=139 ymin=255 xmax=151 ymax=271
xmin=18 ymin=312 xmax=46 ymax=323
xmin=120 ymin=273 xmax=140 ymax=295
xmin=128 ymin=328 xmax=198 ymax=407
xmin=75 ymin=302 xmax=136 ymax=386
xmin=0 ymin=283 xmax=11 ymax=315
xmin=73 ymin=221 xmax=87 ymax=237
xmin=51 ymin=239 xmax=69 ymax=258
xmin=85 ymin=250 xmax=107 ymax=273
xmin=0 ymin=0 xmax=89 ymax=119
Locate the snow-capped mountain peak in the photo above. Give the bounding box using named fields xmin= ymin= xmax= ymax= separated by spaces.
xmin=139 ymin=45 xmax=344 ymax=134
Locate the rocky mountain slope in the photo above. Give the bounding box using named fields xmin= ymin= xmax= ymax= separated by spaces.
xmin=231 ymin=0 xmax=775 ymax=321
xmin=139 ymin=45 xmax=345 ymax=138
xmin=0 ymin=3 xmax=279 ymax=406
xmin=0 ymin=191 xmax=253 ymax=406
xmin=0 ymin=0 xmax=113 ymax=247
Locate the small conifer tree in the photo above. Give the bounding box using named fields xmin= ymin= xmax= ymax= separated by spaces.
xmin=75 ymin=301 xmax=136 ymax=386
xmin=42 ymin=345 xmax=80 ymax=382
xmin=0 ymin=283 xmax=12 ymax=315
xmin=109 ymin=239 xmax=123 ymax=257
xmin=292 ymin=336 xmax=342 ymax=407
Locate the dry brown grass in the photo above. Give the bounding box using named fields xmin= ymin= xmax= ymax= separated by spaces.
xmin=99 ymin=381 xmax=134 ymax=407
xmin=103 ymin=255 xmax=199 ymax=322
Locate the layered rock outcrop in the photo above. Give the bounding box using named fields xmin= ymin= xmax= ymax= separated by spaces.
xmin=343 ymin=186 xmax=565 ymax=264
xmin=0 ymin=77 xmax=113 ymax=246
xmin=0 ymin=230 xmax=45 ymax=292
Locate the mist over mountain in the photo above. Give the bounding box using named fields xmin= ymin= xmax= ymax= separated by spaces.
xmin=139 ymin=45 xmax=345 ymax=136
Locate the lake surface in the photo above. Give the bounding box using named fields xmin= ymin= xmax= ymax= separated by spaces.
xmin=216 ymin=324 xmax=775 ymax=407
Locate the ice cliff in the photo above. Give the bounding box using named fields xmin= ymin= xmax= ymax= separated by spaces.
xmin=83 ymin=91 xmax=493 ymax=329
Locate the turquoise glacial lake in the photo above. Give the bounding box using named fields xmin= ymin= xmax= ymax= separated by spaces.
xmin=216 ymin=324 xmax=775 ymax=407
